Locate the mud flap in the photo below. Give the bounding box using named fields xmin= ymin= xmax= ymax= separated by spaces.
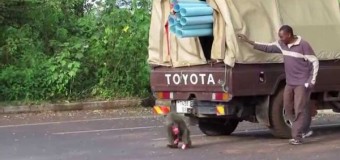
xmin=255 ymin=96 xmax=270 ymax=127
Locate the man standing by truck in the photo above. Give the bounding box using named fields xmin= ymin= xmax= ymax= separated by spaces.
xmin=237 ymin=25 xmax=319 ymax=145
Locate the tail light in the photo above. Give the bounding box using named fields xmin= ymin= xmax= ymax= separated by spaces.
xmin=155 ymin=91 xmax=173 ymax=100
xmin=212 ymin=92 xmax=232 ymax=101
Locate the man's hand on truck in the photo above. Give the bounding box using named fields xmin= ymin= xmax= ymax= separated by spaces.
xmin=237 ymin=34 xmax=255 ymax=45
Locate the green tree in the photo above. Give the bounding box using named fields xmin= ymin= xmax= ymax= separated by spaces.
xmin=0 ymin=0 xmax=151 ymax=102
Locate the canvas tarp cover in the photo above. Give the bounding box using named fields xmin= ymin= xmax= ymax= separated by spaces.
xmin=148 ymin=0 xmax=340 ymax=67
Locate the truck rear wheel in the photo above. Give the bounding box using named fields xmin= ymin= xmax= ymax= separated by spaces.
xmin=269 ymin=88 xmax=292 ymax=138
xmin=198 ymin=118 xmax=239 ymax=136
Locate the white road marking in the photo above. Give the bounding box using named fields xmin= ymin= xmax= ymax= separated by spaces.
xmin=0 ymin=115 xmax=158 ymax=129
xmin=52 ymin=123 xmax=340 ymax=136
xmin=52 ymin=126 xmax=164 ymax=135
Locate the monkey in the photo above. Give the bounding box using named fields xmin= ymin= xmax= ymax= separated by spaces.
xmin=165 ymin=112 xmax=191 ymax=149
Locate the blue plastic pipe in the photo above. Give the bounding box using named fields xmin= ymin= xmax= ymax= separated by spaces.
xmin=173 ymin=0 xmax=205 ymax=4
xmin=168 ymin=15 xmax=177 ymax=26
xmin=170 ymin=25 xmax=177 ymax=34
xmin=174 ymin=3 xmax=208 ymax=12
xmin=177 ymin=24 xmax=212 ymax=30
xmin=180 ymin=16 xmax=213 ymax=25
xmin=176 ymin=28 xmax=213 ymax=38
xmin=180 ymin=7 xmax=213 ymax=17
xmin=175 ymin=13 xmax=181 ymax=19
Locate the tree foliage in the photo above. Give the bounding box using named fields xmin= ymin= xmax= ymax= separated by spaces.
xmin=0 ymin=0 xmax=151 ymax=102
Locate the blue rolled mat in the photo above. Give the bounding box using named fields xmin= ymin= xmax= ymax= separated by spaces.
xmin=180 ymin=16 xmax=213 ymax=25
xmin=174 ymin=3 xmax=208 ymax=12
xmin=180 ymin=7 xmax=213 ymax=17
xmin=176 ymin=28 xmax=213 ymax=38
xmin=177 ymin=24 xmax=212 ymax=30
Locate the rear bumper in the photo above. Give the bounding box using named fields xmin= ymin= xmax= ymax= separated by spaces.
xmin=192 ymin=101 xmax=237 ymax=117
xmin=153 ymin=100 xmax=237 ymax=117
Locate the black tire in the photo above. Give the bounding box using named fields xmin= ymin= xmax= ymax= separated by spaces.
xmin=198 ymin=118 xmax=239 ymax=136
xmin=269 ymin=88 xmax=292 ymax=138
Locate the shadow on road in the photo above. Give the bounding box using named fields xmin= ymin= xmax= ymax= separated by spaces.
xmin=192 ymin=123 xmax=340 ymax=148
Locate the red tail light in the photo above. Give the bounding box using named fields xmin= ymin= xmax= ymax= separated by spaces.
xmin=212 ymin=92 xmax=232 ymax=101
xmin=155 ymin=92 xmax=173 ymax=100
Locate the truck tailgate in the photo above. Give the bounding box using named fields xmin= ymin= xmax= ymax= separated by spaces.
xmin=150 ymin=64 xmax=227 ymax=93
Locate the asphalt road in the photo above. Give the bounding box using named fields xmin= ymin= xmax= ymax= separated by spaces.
xmin=0 ymin=108 xmax=340 ymax=160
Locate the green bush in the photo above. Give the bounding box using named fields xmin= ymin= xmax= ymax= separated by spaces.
xmin=0 ymin=0 xmax=151 ymax=102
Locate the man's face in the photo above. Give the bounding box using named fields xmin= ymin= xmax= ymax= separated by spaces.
xmin=278 ymin=30 xmax=292 ymax=45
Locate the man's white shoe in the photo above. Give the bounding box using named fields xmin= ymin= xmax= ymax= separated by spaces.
xmin=289 ymin=139 xmax=303 ymax=145
xmin=302 ymin=130 xmax=313 ymax=138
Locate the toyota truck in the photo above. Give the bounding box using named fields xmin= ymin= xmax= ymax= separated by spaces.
xmin=149 ymin=0 xmax=340 ymax=138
